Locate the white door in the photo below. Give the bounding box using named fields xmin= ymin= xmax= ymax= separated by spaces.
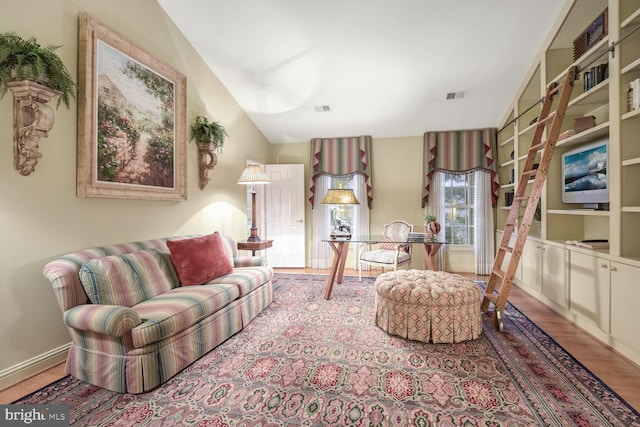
xmin=265 ymin=164 xmax=305 ymax=267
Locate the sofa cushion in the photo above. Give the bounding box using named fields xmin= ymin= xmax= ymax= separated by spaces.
xmin=205 ymin=266 xmax=273 ymax=297
xmin=167 ymin=232 xmax=234 ymax=286
xmin=64 ymin=305 xmax=142 ymax=337
xmin=130 ymin=284 xmax=239 ymax=347
xmin=79 ymin=249 xmax=178 ymax=306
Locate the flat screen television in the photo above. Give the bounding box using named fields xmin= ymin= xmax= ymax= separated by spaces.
xmin=561 ymin=137 xmax=609 ymax=207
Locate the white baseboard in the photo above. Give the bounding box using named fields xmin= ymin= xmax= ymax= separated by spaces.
xmin=0 ymin=344 xmax=69 ymax=391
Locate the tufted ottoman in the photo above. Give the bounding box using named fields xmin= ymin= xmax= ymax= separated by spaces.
xmin=374 ymin=270 xmax=482 ymax=343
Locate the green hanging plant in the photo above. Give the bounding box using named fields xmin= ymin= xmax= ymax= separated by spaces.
xmin=0 ymin=31 xmax=77 ymax=109
xmin=189 ymin=115 xmax=228 ymax=154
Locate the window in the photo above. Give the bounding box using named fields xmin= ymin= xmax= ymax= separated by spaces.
xmin=443 ymin=172 xmax=475 ymax=245
xmin=312 ymin=173 xmax=369 ymax=269
xmin=327 ymin=175 xmax=356 ymax=234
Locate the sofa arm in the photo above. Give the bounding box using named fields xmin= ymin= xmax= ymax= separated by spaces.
xmin=233 ymin=256 xmax=266 ymax=267
xmin=64 ymin=304 xmax=142 ymax=337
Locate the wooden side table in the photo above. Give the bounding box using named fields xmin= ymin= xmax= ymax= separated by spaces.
xmin=421 ymin=242 xmax=443 ymax=271
xmin=237 ymin=239 xmax=273 ymax=256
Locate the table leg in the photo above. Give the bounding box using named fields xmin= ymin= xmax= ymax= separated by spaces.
xmin=422 ymin=243 xmax=443 ymax=271
xmin=336 ymin=241 xmax=349 ymax=283
xmin=325 ymin=240 xmax=350 ymax=300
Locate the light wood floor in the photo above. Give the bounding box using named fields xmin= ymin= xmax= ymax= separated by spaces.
xmin=2 ymin=267 xmax=639 ymax=412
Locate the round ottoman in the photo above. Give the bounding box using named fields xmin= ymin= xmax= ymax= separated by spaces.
xmin=375 ymin=270 xmax=482 ymax=343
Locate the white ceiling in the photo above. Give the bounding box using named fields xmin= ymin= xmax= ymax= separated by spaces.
xmin=158 ymin=0 xmax=567 ymax=143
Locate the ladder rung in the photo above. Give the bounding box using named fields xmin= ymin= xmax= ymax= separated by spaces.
xmin=522 ymin=169 xmax=538 ymax=177
xmin=499 ymin=245 xmax=513 ymax=253
xmin=513 ymin=196 xmax=529 ymax=202
xmin=483 ymin=294 xmax=498 ymax=304
xmin=547 ymin=81 xmax=564 ymax=97
xmin=491 ymin=268 xmax=505 ymax=279
xmin=530 ymin=141 xmax=546 ymax=152
xmin=538 ymin=111 xmax=557 ymax=126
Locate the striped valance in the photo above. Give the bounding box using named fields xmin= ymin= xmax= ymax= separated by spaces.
xmin=309 ymin=135 xmax=373 ymax=208
xmin=422 ymin=128 xmax=499 ymax=207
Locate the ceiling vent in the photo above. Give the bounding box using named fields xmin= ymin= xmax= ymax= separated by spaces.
xmin=314 ymin=105 xmax=332 ymax=112
xmin=446 ymin=91 xmax=467 ymax=100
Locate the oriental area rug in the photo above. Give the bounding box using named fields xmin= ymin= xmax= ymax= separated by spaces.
xmin=15 ymin=273 xmax=640 ymax=426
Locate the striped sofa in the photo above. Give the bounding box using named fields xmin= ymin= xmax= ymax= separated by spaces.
xmin=42 ymin=234 xmax=273 ymax=394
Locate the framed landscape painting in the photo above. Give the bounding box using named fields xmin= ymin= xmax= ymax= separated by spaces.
xmin=77 ymin=13 xmax=187 ymax=201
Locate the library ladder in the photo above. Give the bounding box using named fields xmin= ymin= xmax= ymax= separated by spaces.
xmin=480 ymin=66 xmax=577 ymax=331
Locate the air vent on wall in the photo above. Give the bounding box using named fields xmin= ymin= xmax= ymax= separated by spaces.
xmin=314 ymin=105 xmax=332 ymax=112
xmin=446 ymin=91 xmax=467 ymax=100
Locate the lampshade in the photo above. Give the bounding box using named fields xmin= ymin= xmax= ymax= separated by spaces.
xmin=321 ymin=189 xmax=360 ymax=205
xmin=237 ymin=164 xmax=271 ymax=185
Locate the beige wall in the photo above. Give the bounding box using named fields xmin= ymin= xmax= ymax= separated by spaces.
xmin=0 ymin=0 xmax=270 ymax=382
xmin=270 ymin=136 xmax=433 ymax=270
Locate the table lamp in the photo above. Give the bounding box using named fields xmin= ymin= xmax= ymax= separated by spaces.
xmin=238 ymin=164 xmax=271 ymax=241
xmin=321 ymin=188 xmax=360 ymax=239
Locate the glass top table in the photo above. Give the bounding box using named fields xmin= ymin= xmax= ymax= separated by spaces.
xmin=321 ymin=235 xmax=445 ymax=300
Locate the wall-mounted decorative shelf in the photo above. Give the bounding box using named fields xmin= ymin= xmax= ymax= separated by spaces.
xmin=7 ymin=80 xmax=59 ymax=176
xmin=197 ymin=142 xmax=218 ymax=190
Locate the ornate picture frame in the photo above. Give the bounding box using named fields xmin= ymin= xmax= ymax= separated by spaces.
xmin=77 ymin=13 xmax=187 ymax=201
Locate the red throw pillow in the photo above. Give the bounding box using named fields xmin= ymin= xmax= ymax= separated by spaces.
xmin=167 ymin=232 xmax=234 ymax=286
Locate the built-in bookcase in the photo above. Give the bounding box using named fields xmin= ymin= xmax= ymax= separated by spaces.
xmin=495 ymin=0 xmax=640 ymax=366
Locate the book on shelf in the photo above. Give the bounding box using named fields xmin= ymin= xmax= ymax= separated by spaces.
xmin=565 ymin=240 xmax=609 ymax=250
xmin=504 ymin=191 xmax=514 ymax=207
xmin=627 ymin=78 xmax=640 ymax=112
xmin=583 ymin=64 xmax=608 ymax=92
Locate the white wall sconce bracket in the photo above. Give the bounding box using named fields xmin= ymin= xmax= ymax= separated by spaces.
xmin=7 ymin=80 xmax=59 ymax=176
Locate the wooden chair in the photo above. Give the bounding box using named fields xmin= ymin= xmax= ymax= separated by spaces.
xmin=358 ymin=220 xmax=413 ymax=282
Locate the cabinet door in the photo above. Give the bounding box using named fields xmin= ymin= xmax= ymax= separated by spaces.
xmin=610 ymin=262 xmax=640 ymax=351
xmin=520 ymin=239 xmax=542 ymax=293
xmin=542 ymin=244 xmax=568 ymax=308
xmin=569 ymin=251 xmax=610 ymax=333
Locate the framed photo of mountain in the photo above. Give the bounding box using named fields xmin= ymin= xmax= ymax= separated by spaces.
xmin=77 ymin=13 xmax=187 ymax=201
